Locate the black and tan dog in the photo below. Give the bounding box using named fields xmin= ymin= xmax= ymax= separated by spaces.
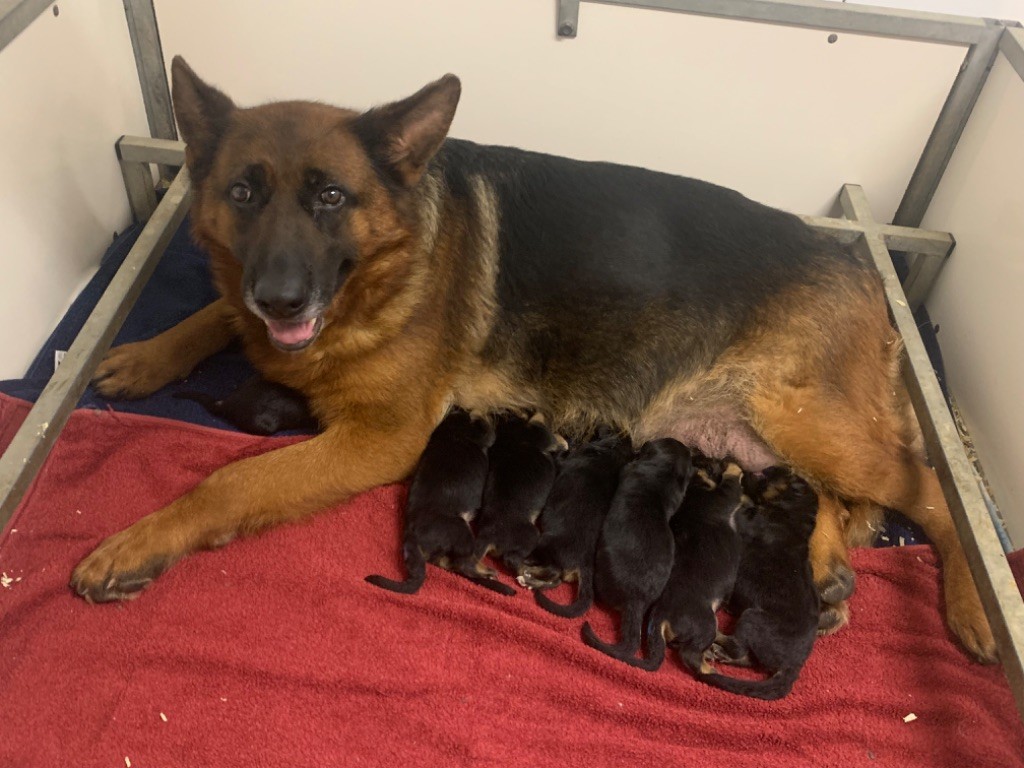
xmin=623 ymin=457 xmax=748 ymax=673
xmin=72 ymin=60 xmax=993 ymax=663
xmin=365 ymin=408 xmax=511 ymax=596
xmin=523 ymin=428 xmax=634 ymax=617
xmin=175 ymin=374 xmax=317 ymax=435
xmin=582 ymin=438 xmax=692 ymax=663
xmin=698 ymin=468 xmax=821 ymax=700
xmin=466 ymin=414 xmax=562 ymax=578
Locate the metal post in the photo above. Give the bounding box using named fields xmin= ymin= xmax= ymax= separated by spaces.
xmin=839 ymin=184 xmax=1024 ymax=720
xmin=0 ymin=0 xmax=51 ymax=53
xmin=557 ymin=0 xmax=580 ymax=37
xmin=0 ymin=167 xmax=192 ymax=529
xmin=122 ymin=0 xmax=177 ymax=180
xmin=893 ymin=22 xmax=1004 ymax=229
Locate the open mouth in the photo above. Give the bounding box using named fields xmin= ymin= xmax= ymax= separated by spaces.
xmin=264 ymin=315 xmax=324 ymax=352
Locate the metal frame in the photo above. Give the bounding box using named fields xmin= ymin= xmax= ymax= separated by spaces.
xmin=1 ymin=0 xmax=1023 ymax=722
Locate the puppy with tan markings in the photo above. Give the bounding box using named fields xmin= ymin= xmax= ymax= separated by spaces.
xmin=464 ymin=414 xmax=562 ymax=579
xmin=365 ymin=409 xmax=512 ymax=596
xmin=698 ymin=467 xmax=820 ymax=700
xmin=582 ymin=438 xmax=693 ymax=663
xmin=625 ymin=458 xmax=748 ymax=673
xmin=524 ymin=429 xmax=634 ymax=618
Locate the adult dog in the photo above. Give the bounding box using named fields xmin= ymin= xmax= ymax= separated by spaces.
xmin=71 ymin=57 xmax=994 ymax=663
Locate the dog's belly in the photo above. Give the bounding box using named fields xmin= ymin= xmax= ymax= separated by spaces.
xmin=651 ymin=407 xmax=779 ymax=471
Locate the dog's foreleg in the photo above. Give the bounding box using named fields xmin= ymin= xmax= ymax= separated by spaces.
xmin=70 ymin=418 xmax=429 ymax=602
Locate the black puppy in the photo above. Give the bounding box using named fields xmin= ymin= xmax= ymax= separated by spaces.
xmin=466 ymin=414 xmax=563 ymax=578
xmin=698 ymin=467 xmax=820 ymax=700
xmin=621 ymin=458 xmax=747 ymax=672
xmin=582 ymin=438 xmax=693 ymax=663
xmin=365 ymin=409 xmax=511 ymax=596
xmin=175 ymin=374 xmax=317 ymax=435
xmin=522 ymin=429 xmax=635 ymax=617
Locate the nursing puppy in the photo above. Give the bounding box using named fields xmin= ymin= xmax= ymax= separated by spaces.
xmin=175 ymin=374 xmax=318 ymax=435
xmin=466 ymin=414 xmax=562 ymax=575
xmin=582 ymin=438 xmax=693 ymax=663
xmin=365 ymin=409 xmax=511 ymax=595
xmin=524 ymin=429 xmax=635 ymax=618
xmin=699 ymin=468 xmax=820 ymax=700
xmin=627 ymin=458 xmax=748 ymax=672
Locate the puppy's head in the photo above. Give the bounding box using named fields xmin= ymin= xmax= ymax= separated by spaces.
xmin=171 ymin=57 xmax=461 ymax=352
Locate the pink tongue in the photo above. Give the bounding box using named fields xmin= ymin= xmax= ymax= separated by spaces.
xmin=266 ymin=318 xmax=316 ymax=346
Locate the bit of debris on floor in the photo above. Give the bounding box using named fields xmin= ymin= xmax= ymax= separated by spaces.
xmin=1 ymin=572 xmax=13 ymax=589
xmin=903 ymin=713 xmax=917 ymax=723
xmin=159 ymin=712 xmax=168 ymax=722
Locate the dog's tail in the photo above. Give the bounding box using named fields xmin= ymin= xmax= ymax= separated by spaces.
xmin=534 ymin=567 xmax=593 ymax=618
xmin=697 ymin=665 xmax=799 ymax=701
xmin=365 ymin=542 xmax=426 ymax=595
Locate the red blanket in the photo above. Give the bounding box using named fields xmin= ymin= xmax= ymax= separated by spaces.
xmin=1 ymin=392 xmax=1021 ymax=767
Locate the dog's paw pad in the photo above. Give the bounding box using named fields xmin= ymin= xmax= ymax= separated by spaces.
xmin=817 ymin=561 xmax=856 ymax=605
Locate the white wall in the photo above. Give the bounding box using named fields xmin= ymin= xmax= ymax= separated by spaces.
xmin=154 ymin=0 xmax=963 ymax=222
xmin=922 ymin=55 xmax=1024 ymax=545
xmin=0 ymin=1 xmax=151 ymax=379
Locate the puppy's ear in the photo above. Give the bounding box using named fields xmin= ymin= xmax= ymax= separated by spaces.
xmin=353 ymin=74 xmax=461 ymax=187
xmin=171 ymin=56 xmax=236 ymax=182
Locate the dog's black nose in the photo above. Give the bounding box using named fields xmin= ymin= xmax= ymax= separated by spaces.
xmin=253 ymin=276 xmax=310 ymax=319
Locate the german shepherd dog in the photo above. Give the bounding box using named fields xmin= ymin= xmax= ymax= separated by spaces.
xmin=72 ymin=58 xmax=994 ymax=663
xmin=699 ymin=468 xmax=821 ymax=700
xmin=581 ymin=439 xmax=693 ymax=664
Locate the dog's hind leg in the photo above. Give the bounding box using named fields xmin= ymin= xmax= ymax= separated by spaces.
xmin=749 ymin=384 xmax=995 ymax=663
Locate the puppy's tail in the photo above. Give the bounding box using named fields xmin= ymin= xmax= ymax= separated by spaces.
xmin=697 ymin=666 xmax=799 ymax=701
xmin=582 ymin=604 xmax=651 ymax=669
xmin=534 ymin=568 xmax=593 ymax=618
xmin=365 ymin=543 xmax=426 ymax=595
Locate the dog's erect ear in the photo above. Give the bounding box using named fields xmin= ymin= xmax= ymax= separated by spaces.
xmin=353 ymin=74 xmax=461 ymax=187
xmin=171 ymin=56 xmax=236 ymax=182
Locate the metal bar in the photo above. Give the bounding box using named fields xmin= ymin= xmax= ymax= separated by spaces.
xmin=800 ymin=214 xmax=953 ymax=257
xmin=0 ymin=168 xmax=192 ymax=530
xmin=1000 ymin=25 xmax=1024 ymax=83
xmin=0 ymin=0 xmax=50 ymax=53
xmin=117 ymin=136 xmax=186 ymax=166
xmin=902 ymin=251 xmax=950 ymax=310
xmin=893 ymin=23 xmax=1004 ymax=228
xmin=119 ymin=157 xmax=158 ymax=223
xmin=568 ymin=0 xmax=991 ymax=44
xmin=557 ymin=0 xmax=580 ymax=37
xmin=839 ymin=184 xmax=1024 ymax=720
xmin=122 ymin=0 xmax=177 ymax=181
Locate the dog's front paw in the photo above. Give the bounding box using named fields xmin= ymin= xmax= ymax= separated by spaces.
xmin=93 ymin=341 xmax=185 ymax=399
xmin=70 ymin=522 xmax=177 ymax=603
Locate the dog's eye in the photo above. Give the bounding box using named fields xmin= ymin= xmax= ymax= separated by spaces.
xmin=229 ymin=183 xmax=253 ymax=204
xmin=319 ymin=186 xmax=345 ymax=207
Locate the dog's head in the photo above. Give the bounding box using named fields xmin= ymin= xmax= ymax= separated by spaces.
xmin=171 ymin=57 xmax=461 ymax=352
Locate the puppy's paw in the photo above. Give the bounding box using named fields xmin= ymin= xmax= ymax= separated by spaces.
xmin=93 ymin=340 xmax=186 ymax=400
xmin=722 ymin=462 xmax=743 ymax=481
